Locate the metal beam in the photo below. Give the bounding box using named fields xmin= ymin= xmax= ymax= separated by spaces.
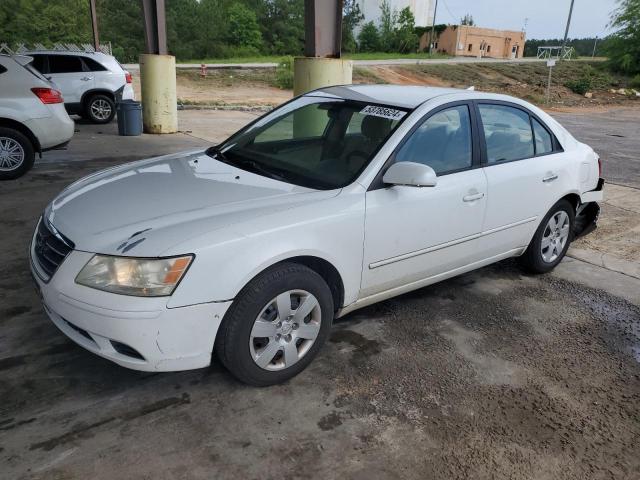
xmin=304 ymin=0 xmax=343 ymax=58
xmin=141 ymin=0 xmax=168 ymax=55
xmin=89 ymin=0 xmax=100 ymax=52
xmin=560 ymin=0 xmax=575 ymax=55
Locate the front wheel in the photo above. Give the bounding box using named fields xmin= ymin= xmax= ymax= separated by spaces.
xmin=215 ymin=263 xmax=334 ymax=386
xmin=0 ymin=127 xmax=35 ymax=180
xmin=519 ymin=199 xmax=575 ymax=274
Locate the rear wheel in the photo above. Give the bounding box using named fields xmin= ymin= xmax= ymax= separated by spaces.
xmin=215 ymin=263 xmax=334 ymax=386
xmin=519 ymin=199 xmax=574 ymax=273
xmin=85 ymin=94 xmax=115 ymax=123
xmin=0 ymin=127 xmax=35 ymax=180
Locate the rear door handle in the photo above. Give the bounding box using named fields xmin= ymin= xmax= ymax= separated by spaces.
xmin=80 ymin=76 xmax=93 ymax=81
xmin=463 ymin=192 xmax=484 ymax=202
xmin=543 ymin=174 xmax=558 ymax=183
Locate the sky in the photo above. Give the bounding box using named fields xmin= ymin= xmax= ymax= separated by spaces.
xmin=435 ymin=0 xmax=618 ymax=39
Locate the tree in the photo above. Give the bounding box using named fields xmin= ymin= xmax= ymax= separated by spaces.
xmin=606 ymin=0 xmax=640 ymax=73
xmin=97 ymin=0 xmax=145 ymax=62
xmin=257 ymin=0 xmax=305 ymax=55
xmin=226 ymin=3 xmax=262 ymax=51
xmin=394 ymin=7 xmax=417 ymax=53
xmin=342 ymin=0 xmax=364 ymax=53
xmin=378 ymin=0 xmax=397 ymax=52
xmin=460 ymin=13 xmax=475 ymax=26
xmin=358 ymin=21 xmax=381 ymax=52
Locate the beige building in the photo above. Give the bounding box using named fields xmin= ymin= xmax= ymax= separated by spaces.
xmin=421 ymin=25 xmax=525 ymax=59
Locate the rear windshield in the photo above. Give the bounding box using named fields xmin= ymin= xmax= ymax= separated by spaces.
xmin=213 ymin=97 xmax=409 ymax=190
xmin=12 ymin=56 xmax=51 ymax=83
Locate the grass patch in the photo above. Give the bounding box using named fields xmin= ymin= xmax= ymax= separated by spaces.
xmin=353 ymin=67 xmax=386 ymax=84
xmin=176 ymin=69 xmax=277 ymax=87
xmin=274 ymin=57 xmax=294 ymax=89
xmin=406 ymin=61 xmax=629 ymax=92
xmin=179 ymin=52 xmax=451 ymax=64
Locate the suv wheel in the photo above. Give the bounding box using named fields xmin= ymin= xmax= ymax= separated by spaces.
xmin=85 ymin=94 xmax=115 ymax=123
xmin=215 ymin=263 xmax=334 ymax=386
xmin=519 ymin=199 xmax=575 ymax=274
xmin=0 ymin=127 xmax=35 ymax=180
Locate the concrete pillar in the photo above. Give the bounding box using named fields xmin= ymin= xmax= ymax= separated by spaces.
xmin=293 ymin=57 xmax=353 ymax=96
xmin=292 ymin=57 xmax=352 ymax=138
xmin=139 ymin=54 xmax=177 ymax=134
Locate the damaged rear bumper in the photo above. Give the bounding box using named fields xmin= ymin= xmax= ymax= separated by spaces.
xmin=574 ymin=178 xmax=604 ymax=239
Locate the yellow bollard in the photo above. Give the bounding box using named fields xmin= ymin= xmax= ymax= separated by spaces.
xmin=292 ymin=57 xmax=353 ymax=137
xmin=139 ymin=54 xmax=178 ymax=134
xmin=293 ymin=57 xmax=353 ymax=96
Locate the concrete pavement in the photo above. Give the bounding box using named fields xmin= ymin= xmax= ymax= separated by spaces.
xmin=2 ymin=109 xmax=639 ymax=479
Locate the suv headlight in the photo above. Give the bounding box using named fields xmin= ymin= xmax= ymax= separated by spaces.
xmin=75 ymin=255 xmax=193 ymax=297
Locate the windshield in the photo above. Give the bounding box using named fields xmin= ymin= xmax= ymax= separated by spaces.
xmin=209 ymin=97 xmax=408 ymax=190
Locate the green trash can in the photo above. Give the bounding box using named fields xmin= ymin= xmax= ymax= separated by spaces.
xmin=116 ymin=100 xmax=143 ymax=136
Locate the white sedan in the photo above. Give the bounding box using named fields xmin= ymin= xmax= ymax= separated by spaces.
xmin=31 ymin=85 xmax=603 ymax=385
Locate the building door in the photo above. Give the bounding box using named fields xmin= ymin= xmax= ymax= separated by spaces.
xmin=511 ymin=45 xmax=519 ymax=59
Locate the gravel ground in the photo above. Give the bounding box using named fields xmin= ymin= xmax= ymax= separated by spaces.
xmin=1 ymin=115 xmax=639 ymax=479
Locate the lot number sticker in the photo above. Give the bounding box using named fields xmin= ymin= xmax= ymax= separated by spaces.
xmin=360 ymin=105 xmax=406 ymax=121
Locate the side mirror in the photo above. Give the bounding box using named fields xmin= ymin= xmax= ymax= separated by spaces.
xmin=382 ymin=162 xmax=438 ymax=187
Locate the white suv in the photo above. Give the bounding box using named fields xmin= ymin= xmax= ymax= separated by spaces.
xmin=0 ymin=54 xmax=74 ymax=180
xmin=26 ymin=51 xmax=134 ymax=124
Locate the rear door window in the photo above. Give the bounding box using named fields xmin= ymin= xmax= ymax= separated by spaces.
xmin=82 ymin=57 xmax=107 ymax=72
xmin=48 ymin=55 xmax=83 ymax=74
xmin=479 ymin=104 xmax=534 ymax=163
xmin=532 ymin=118 xmax=553 ymax=155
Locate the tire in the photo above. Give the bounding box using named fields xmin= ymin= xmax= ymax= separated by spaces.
xmin=0 ymin=127 xmax=35 ymax=180
xmin=84 ymin=94 xmax=116 ymax=124
xmin=215 ymin=262 xmax=334 ymax=386
xmin=518 ymin=199 xmax=575 ymax=274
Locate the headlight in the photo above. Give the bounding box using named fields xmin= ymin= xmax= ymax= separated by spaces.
xmin=75 ymin=255 xmax=193 ymax=297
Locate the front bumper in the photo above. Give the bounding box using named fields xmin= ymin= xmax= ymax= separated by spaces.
xmin=30 ymin=249 xmax=231 ymax=372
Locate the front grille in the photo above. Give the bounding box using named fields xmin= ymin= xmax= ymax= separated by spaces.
xmin=33 ymin=218 xmax=74 ymax=280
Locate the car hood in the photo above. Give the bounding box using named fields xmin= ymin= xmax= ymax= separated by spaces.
xmin=45 ymin=150 xmax=338 ymax=256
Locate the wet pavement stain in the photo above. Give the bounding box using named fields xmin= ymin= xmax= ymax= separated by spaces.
xmin=29 ymin=393 xmax=191 ymax=451
xmin=317 ymin=411 xmax=343 ymax=431
xmin=330 ymin=329 xmax=382 ymax=359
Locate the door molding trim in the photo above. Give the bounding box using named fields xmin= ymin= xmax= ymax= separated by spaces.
xmin=369 ymin=216 xmax=537 ymax=269
xmin=340 ymin=247 xmax=527 ymax=318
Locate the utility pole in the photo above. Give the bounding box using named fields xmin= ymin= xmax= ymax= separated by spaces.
xmin=592 ymin=35 xmax=598 ymax=58
xmin=560 ymin=0 xmax=575 ymax=58
xmin=429 ymin=0 xmax=439 ymax=55
xmin=89 ymin=0 xmax=99 ymax=52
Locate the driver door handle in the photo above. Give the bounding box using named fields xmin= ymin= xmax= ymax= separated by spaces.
xmin=463 ymin=192 xmax=484 ymax=202
xmin=543 ymin=173 xmax=558 ymax=183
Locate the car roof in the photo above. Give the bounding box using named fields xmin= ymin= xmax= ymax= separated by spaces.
xmin=23 ymin=50 xmax=112 ymax=59
xmin=308 ymin=85 xmax=471 ymax=109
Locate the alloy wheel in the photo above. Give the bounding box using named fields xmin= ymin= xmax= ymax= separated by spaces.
xmin=0 ymin=137 xmax=25 ymax=171
xmin=90 ymin=99 xmax=112 ymax=121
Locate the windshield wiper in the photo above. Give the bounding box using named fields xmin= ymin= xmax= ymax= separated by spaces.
xmin=207 ymin=146 xmax=292 ymax=184
xmin=233 ymin=157 xmax=289 ymax=183
xmin=205 ymin=145 xmax=231 ymax=164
